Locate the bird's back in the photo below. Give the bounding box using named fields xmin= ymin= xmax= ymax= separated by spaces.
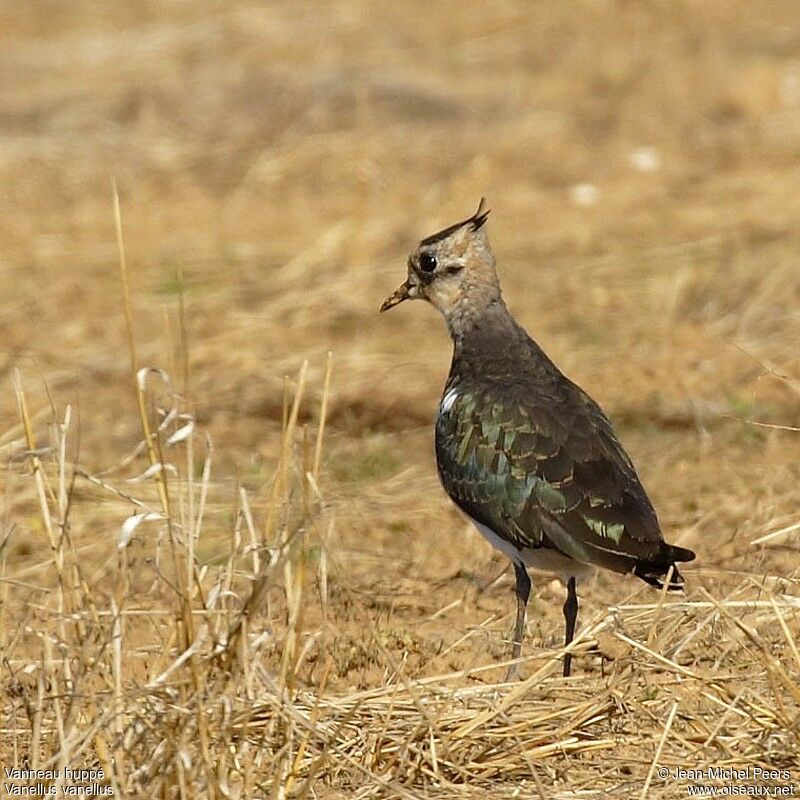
xmin=435 ymin=305 xmax=695 ymax=584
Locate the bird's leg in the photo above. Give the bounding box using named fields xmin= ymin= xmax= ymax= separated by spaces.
xmin=506 ymin=561 xmax=531 ymax=681
xmin=562 ymin=575 xmax=578 ymax=677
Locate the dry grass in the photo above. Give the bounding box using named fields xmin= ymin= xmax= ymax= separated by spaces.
xmin=1 ymin=1 xmax=800 ymax=797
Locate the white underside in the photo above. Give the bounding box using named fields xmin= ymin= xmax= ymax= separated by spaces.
xmin=469 ymin=518 xmax=592 ymax=581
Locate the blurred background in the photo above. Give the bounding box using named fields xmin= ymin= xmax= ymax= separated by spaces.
xmin=2 ymin=2 xmax=800 ymax=793
xmin=2 ymin=0 xmax=800 ymax=678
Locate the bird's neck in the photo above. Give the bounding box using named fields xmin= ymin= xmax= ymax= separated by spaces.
xmin=445 ymin=293 xmax=522 ymax=356
xmin=444 ymin=293 xmax=557 ymax=388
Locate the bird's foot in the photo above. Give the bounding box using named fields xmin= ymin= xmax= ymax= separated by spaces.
xmin=562 ymin=652 xmax=573 ymax=678
xmin=505 ymin=660 xmax=523 ymax=682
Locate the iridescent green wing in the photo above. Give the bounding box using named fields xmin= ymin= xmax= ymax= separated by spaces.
xmin=435 ymin=380 xmax=668 ymax=572
xmin=435 ymin=381 xmax=580 ymax=548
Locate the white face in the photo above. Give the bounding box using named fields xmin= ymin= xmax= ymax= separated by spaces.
xmin=380 ymin=202 xmax=494 ymax=316
xmin=406 ymin=241 xmax=469 ymax=311
xmin=380 ymin=231 xmax=469 ymax=313
xmin=414 ymin=266 xmax=465 ymax=314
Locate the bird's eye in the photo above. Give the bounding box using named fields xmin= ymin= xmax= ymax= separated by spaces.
xmin=419 ymin=253 xmax=437 ymax=273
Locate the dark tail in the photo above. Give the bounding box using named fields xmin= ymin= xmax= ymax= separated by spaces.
xmin=634 ymin=544 xmax=696 ymax=591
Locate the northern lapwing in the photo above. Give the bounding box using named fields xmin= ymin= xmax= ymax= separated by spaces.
xmin=380 ymin=199 xmax=695 ymax=679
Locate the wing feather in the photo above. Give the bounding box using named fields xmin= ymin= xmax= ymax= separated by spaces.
xmin=435 ymin=377 xmax=686 ymax=575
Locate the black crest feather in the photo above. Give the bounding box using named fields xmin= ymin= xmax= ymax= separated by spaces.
xmin=419 ymin=198 xmax=492 ymax=247
xmin=471 ymin=197 xmax=491 ymax=230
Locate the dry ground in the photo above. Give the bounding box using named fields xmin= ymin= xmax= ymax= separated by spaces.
xmin=1 ymin=1 xmax=800 ymax=797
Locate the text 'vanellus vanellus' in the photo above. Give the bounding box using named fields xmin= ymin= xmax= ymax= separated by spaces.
xmin=381 ymin=199 xmax=696 ymax=679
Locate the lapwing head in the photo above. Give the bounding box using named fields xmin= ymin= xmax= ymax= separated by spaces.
xmin=380 ymin=198 xmax=499 ymax=318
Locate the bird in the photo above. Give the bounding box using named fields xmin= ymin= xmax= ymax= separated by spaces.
xmin=380 ymin=199 xmax=695 ymax=679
